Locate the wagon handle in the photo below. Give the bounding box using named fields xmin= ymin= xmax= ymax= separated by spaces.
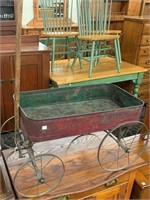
xmin=14 ymin=0 xmax=23 ymax=157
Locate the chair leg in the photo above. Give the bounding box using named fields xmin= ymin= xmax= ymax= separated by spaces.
xmin=66 ymin=36 xmax=71 ymax=62
xmin=97 ymin=41 xmax=103 ymax=64
xmin=103 ymin=41 xmax=107 ymax=56
xmin=71 ymin=52 xmax=79 ymax=68
xmin=114 ymin=39 xmax=120 ymax=73
xmin=71 ymin=37 xmax=82 ymax=69
xmin=116 ymin=37 xmax=122 ymax=64
xmin=89 ymin=41 xmax=95 ymax=78
xmin=95 ymin=41 xmax=101 ymax=66
xmin=51 ymin=38 xmax=56 ymax=72
xmin=77 ymin=38 xmax=83 ymax=68
xmin=45 ymin=38 xmax=49 ymax=46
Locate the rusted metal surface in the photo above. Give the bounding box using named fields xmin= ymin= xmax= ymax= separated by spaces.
xmin=20 ymin=84 xmax=144 ymax=142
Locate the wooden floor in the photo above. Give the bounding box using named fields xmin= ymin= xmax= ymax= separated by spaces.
xmin=2 ymin=131 xmax=150 ymax=199
xmin=50 ymin=57 xmax=147 ymax=86
xmin=0 ymin=155 xmax=16 ymax=199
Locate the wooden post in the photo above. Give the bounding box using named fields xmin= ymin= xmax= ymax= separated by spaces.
xmin=14 ymin=0 xmax=23 ymax=146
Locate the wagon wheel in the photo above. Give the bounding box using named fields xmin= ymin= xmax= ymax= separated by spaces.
xmin=66 ymin=133 xmax=100 ymax=156
xmin=14 ymin=154 xmax=65 ymax=198
xmin=97 ymin=121 xmax=149 ymax=172
xmin=1 ymin=116 xmax=24 ymax=149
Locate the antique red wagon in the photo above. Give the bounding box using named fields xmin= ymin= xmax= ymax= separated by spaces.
xmin=14 ymin=84 xmax=149 ymax=198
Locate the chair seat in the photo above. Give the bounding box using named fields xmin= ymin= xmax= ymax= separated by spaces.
xmin=105 ymin=30 xmax=122 ymax=35
xmin=39 ymin=0 xmax=78 ymax=72
xmin=41 ymin=31 xmax=79 ymax=38
xmin=78 ymin=34 xmax=120 ymax=41
xmin=72 ymin=0 xmax=122 ymax=78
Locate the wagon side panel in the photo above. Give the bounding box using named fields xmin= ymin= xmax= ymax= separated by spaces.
xmin=20 ymin=106 xmax=143 ymax=142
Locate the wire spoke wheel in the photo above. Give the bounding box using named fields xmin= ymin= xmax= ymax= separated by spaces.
xmin=97 ymin=121 xmax=149 ymax=172
xmin=1 ymin=116 xmax=24 ymax=149
xmin=14 ymin=154 xmax=65 ymax=198
xmin=66 ymin=133 xmax=100 ymax=156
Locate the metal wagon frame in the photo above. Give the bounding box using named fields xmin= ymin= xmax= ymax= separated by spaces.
xmin=12 ymin=84 xmax=149 ymax=198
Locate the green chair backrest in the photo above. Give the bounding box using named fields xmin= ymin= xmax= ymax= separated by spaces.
xmin=76 ymin=0 xmax=112 ymax=35
xmin=39 ymin=0 xmax=75 ymax=33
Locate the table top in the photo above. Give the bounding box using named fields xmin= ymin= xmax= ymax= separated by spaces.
xmin=50 ymin=57 xmax=147 ymax=86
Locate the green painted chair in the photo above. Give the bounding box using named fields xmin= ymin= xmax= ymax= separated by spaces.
xmin=72 ymin=0 xmax=121 ymax=78
xmin=39 ymin=0 xmax=79 ymax=72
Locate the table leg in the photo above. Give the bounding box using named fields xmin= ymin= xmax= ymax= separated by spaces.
xmin=132 ymin=72 xmax=145 ymax=97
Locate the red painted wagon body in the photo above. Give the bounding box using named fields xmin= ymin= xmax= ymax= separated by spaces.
xmin=19 ymin=84 xmax=144 ymax=142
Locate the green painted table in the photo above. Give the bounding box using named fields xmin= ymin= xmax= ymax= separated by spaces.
xmin=50 ymin=57 xmax=148 ymax=97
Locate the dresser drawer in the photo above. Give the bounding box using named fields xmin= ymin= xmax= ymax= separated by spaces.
xmin=139 ymin=82 xmax=149 ymax=90
xmin=139 ymin=71 xmax=149 ymax=93
xmin=143 ymin=23 xmax=150 ymax=35
xmin=137 ymin=57 xmax=150 ymax=68
xmin=140 ymin=35 xmax=150 ymax=46
xmin=131 ymin=171 xmax=150 ymax=200
xmin=143 ymin=70 xmax=150 ymax=79
xmin=140 ymin=78 xmax=149 ymax=87
xmin=70 ymin=172 xmax=130 ymax=199
xmin=138 ymin=88 xmax=149 ymax=100
xmin=138 ymin=46 xmax=150 ymax=56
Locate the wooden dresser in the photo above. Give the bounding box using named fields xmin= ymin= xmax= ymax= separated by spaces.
xmin=0 ymin=35 xmax=50 ymax=132
xmin=2 ymin=133 xmax=147 ymax=200
xmin=121 ymin=16 xmax=150 ymax=129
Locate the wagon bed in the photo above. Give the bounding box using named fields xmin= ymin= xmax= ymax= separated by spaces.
xmin=20 ymin=84 xmax=144 ymax=142
xmin=23 ymin=98 xmax=120 ymax=119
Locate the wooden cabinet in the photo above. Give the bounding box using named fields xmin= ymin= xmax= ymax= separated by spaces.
xmin=1 ymin=56 xmax=15 ymax=132
xmin=111 ymin=0 xmax=142 ymax=20
xmin=70 ymin=171 xmax=135 ymax=200
xmin=2 ymin=133 xmax=147 ymax=200
xmin=131 ymin=170 xmax=150 ymax=199
xmin=110 ymin=0 xmax=142 ymax=30
xmin=0 ymin=0 xmax=17 ymax=35
xmin=0 ymin=35 xmax=50 ymax=132
xmin=121 ymin=16 xmax=150 ymax=129
xmin=140 ymin=0 xmax=150 ymax=16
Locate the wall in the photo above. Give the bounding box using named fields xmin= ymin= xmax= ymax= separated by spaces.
xmin=22 ymin=0 xmax=33 ymax=25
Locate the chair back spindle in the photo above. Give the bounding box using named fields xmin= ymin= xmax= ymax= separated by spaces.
xmin=72 ymin=0 xmax=121 ymax=78
xmin=77 ymin=0 xmax=112 ymax=35
xmin=40 ymin=0 xmax=74 ymax=34
xmin=39 ymin=0 xmax=78 ymax=72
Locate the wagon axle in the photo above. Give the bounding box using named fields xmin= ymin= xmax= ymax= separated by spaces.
xmin=35 ymin=170 xmax=45 ymax=183
xmin=125 ymin=148 xmax=131 ymax=153
xmin=39 ymin=177 xmax=45 ymax=184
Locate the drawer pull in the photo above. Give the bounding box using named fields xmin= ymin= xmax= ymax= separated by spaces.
xmin=84 ymin=197 xmax=96 ymax=200
xmin=144 ymin=50 xmax=148 ymax=53
xmin=105 ymin=178 xmax=118 ymax=188
xmin=146 ymin=39 xmax=149 ymax=42
xmin=145 ymin=60 xmax=150 ymax=65
xmin=138 ymin=93 xmax=143 ymax=97
xmin=56 ymin=196 xmax=69 ymax=200
xmin=0 ymin=79 xmax=4 ymax=84
xmin=9 ymin=79 xmax=15 ymax=84
xmin=140 ymin=83 xmax=146 ymax=87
